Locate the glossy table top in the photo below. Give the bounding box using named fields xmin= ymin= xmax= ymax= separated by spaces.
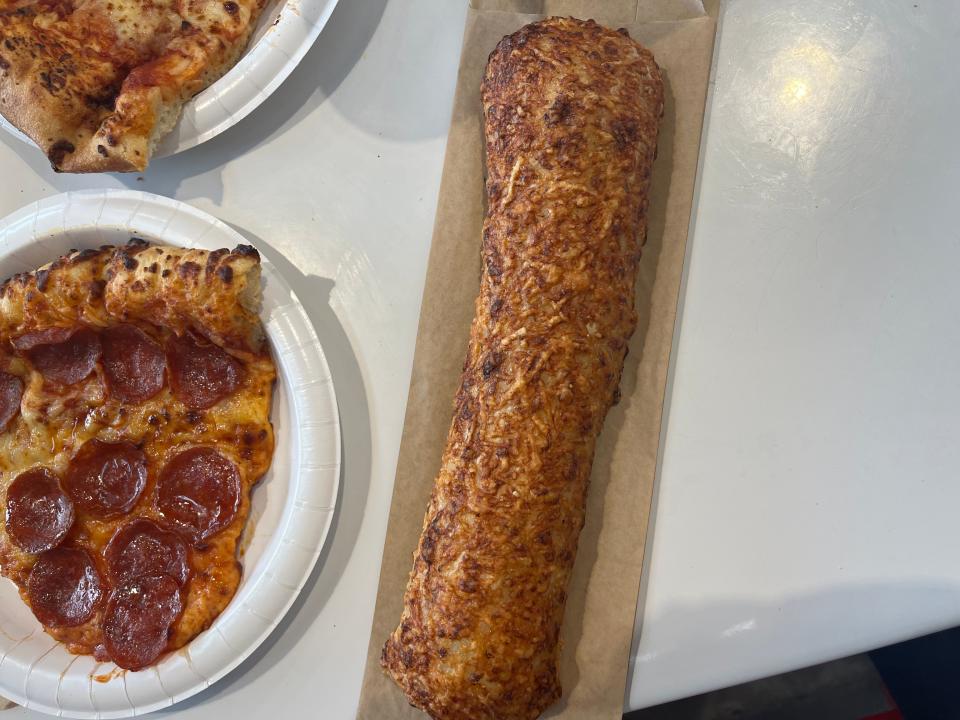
xmin=2 ymin=0 xmax=958 ymax=717
xmin=628 ymin=0 xmax=960 ymax=710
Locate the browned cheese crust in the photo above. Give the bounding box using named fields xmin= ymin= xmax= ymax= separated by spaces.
xmin=0 ymin=241 xmax=274 ymax=661
xmin=381 ymin=17 xmax=664 ymax=720
xmin=104 ymin=240 xmax=266 ymax=353
xmin=0 ymin=0 xmax=265 ymax=172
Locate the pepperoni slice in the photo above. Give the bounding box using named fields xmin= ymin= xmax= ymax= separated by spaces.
xmin=101 ymin=325 xmax=166 ymax=404
xmin=63 ymin=440 xmax=147 ymax=519
xmin=11 ymin=327 xmax=73 ymax=351
xmin=103 ymin=574 xmax=183 ymax=670
xmin=105 ymin=518 xmax=190 ymax=586
xmin=13 ymin=326 xmax=101 ymax=385
xmin=5 ymin=468 xmax=74 ymax=553
xmin=167 ymin=334 xmax=243 ymax=410
xmin=0 ymin=371 xmax=23 ymax=431
xmin=27 ymin=547 xmax=102 ymax=627
xmin=157 ymin=447 xmax=241 ymax=545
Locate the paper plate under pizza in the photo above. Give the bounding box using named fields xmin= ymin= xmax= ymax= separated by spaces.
xmin=0 ymin=190 xmax=340 ymax=718
xmin=0 ymin=0 xmax=339 ymax=171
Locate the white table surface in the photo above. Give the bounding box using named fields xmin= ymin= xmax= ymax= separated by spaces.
xmin=2 ymin=0 xmax=958 ymax=717
xmin=628 ymin=0 xmax=960 ymax=711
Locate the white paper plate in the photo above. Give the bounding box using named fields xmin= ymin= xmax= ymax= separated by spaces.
xmin=0 ymin=0 xmax=339 ymax=159
xmin=0 ymin=190 xmax=341 ymax=718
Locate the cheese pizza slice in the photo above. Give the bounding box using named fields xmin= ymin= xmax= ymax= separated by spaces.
xmin=0 ymin=0 xmax=266 ymax=172
xmin=0 ymin=239 xmax=275 ymax=669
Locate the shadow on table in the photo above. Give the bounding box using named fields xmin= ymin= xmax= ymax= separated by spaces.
xmin=121 ymin=0 xmax=465 ymax=201
xmin=120 ymin=0 xmax=389 ymax=201
xmin=157 ymin=225 xmax=373 ymax=713
xmin=623 ymin=653 xmax=889 ymax=720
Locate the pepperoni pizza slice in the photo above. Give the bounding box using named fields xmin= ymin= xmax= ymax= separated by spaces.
xmin=0 ymin=239 xmax=275 ymax=670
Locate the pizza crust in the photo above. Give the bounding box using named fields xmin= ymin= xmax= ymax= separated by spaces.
xmin=104 ymin=241 xmax=266 ymax=355
xmin=0 ymin=0 xmax=266 ymax=172
xmin=0 ymin=247 xmax=114 ymax=331
xmin=0 ymin=241 xmax=265 ymax=354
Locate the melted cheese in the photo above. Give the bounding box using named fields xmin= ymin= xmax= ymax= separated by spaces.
xmin=0 ymin=246 xmax=274 ymax=661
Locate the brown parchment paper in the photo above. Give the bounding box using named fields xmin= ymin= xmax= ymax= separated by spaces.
xmin=358 ymin=2 xmax=718 ymax=718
